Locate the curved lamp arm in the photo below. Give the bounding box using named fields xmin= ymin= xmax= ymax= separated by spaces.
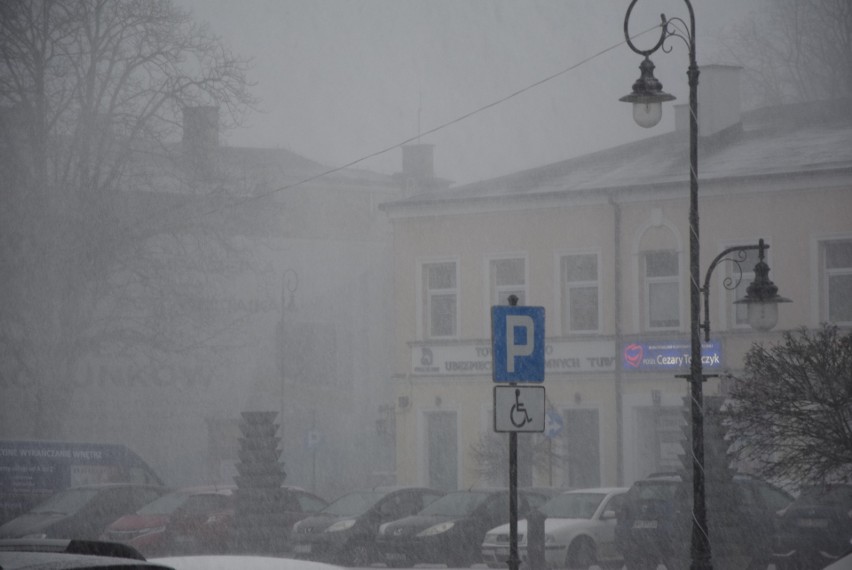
xmin=699 ymin=243 xmax=764 ymax=341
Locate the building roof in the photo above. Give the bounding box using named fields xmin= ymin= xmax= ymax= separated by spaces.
xmin=116 ymin=141 xmax=399 ymax=239
xmin=381 ymin=99 xmax=852 ymax=215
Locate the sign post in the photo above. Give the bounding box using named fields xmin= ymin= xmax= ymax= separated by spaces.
xmin=491 ymin=297 xmax=545 ymax=570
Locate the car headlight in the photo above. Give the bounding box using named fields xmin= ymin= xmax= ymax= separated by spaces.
xmin=417 ymin=521 xmax=455 ymax=536
xmin=378 ymin=522 xmax=391 ymax=535
xmin=326 ymin=519 xmax=357 ymax=532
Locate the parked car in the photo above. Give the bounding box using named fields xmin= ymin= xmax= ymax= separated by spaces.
xmin=822 ymin=546 xmax=852 ymax=570
xmin=0 ymin=538 xmax=172 ymax=570
xmin=522 ymin=487 xmax=561 ymax=511
xmin=290 ymin=486 xmax=443 ymax=566
xmin=0 ymin=483 xmax=169 ymax=541
xmin=481 ymin=487 xmax=627 ymax=570
xmin=0 ymin=440 xmax=165 ymax=526
xmin=376 ymin=487 xmax=542 ymax=568
xmin=771 ymin=483 xmax=852 ymax=570
xmin=100 ymin=485 xmax=236 ymax=557
xmin=614 ymin=472 xmax=793 ymax=570
xmin=102 ymin=485 xmax=327 ymax=557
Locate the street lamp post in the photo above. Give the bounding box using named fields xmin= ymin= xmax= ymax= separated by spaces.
xmin=620 ymin=3 xmax=789 ymax=570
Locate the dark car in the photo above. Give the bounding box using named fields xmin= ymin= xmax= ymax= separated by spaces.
xmin=290 ymin=486 xmax=444 ymax=566
xmin=771 ymin=483 xmax=852 ymax=570
xmin=0 ymin=484 xmax=169 ymax=541
xmin=615 ymin=472 xmax=793 ymax=570
xmin=0 ymin=538 xmax=173 ymax=570
xmin=376 ymin=488 xmax=540 ymax=568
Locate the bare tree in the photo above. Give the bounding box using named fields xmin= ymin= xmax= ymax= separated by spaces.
xmin=470 ymin=432 xmax=563 ymax=488
xmin=725 ymin=324 xmax=852 ymax=485
xmin=723 ymin=0 xmax=852 ymax=107
xmin=0 ymin=0 xmax=256 ymax=436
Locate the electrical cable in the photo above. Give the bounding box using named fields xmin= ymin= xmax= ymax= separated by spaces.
xmin=135 ymin=22 xmax=663 ymax=233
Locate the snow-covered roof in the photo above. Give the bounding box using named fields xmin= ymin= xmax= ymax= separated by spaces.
xmin=382 ymin=99 xmax=852 ymax=213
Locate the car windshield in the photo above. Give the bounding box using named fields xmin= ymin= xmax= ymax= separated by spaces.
xmin=322 ymin=491 xmax=384 ymax=516
xmin=32 ymin=488 xmax=100 ymax=514
xmin=630 ymin=481 xmax=679 ymax=502
xmin=539 ymin=492 xmax=606 ymax=519
xmin=137 ymin=491 xmax=193 ymax=515
xmin=798 ymin=485 xmax=852 ymax=505
xmin=418 ymin=491 xmax=490 ymax=517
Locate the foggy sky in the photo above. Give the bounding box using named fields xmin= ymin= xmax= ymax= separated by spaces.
xmin=176 ymin=0 xmax=762 ymax=185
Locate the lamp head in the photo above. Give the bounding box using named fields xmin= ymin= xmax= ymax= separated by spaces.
xmin=620 ymin=56 xmax=676 ymax=128
xmin=734 ymin=242 xmax=791 ymax=332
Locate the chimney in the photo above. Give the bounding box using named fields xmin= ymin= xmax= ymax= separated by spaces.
xmin=675 ymin=65 xmax=742 ymax=137
xmin=182 ymin=106 xmax=219 ymax=178
xmin=400 ymin=143 xmax=434 ymax=195
xmin=183 ymin=106 xmax=219 ymax=152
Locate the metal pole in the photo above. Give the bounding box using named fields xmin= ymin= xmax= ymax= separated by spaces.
xmin=507 ymin=293 xmax=520 ymax=570
xmin=685 ymin=3 xmax=711 ymax=568
xmin=508 ymin=429 xmax=519 ymax=570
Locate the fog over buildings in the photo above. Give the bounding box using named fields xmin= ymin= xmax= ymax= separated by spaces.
xmin=2 ymin=0 xmax=850 ymax=530
xmin=176 ymin=0 xmax=762 ymax=184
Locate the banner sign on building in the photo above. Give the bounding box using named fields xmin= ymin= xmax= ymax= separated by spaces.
xmin=410 ymin=339 xmax=616 ymax=377
xmin=621 ymin=339 xmax=722 ymax=372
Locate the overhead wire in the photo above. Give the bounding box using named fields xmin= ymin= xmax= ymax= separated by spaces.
xmin=134 ymin=21 xmax=663 ymax=234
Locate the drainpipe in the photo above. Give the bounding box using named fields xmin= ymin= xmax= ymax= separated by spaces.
xmin=610 ymin=196 xmax=624 ymax=486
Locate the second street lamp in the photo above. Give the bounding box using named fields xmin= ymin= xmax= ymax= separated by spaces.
xmin=620 ymin=3 xmax=788 ymax=570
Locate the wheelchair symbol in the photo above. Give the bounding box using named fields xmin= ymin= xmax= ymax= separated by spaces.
xmin=510 ymin=388 xmax=532 ymax=428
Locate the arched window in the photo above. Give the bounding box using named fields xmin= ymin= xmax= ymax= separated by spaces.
xmin=634 ymin=213 xmax=683 ymax=332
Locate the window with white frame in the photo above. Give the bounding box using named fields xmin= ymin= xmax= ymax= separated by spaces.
xmin=821 ymin=239 xmax=852 ymax=324
xmin=423 ymin=261 xmax=457 ymax=338
xmin=644 ymin=250 xmax=680 ymax=329
xmin=490 ymin=257 xmax=526 ymax=306
xmin=561 ymin=253 xmax=599 ymax=334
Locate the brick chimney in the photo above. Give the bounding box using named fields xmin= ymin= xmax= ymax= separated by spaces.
xmin=400 ymin=143 xmax=434 ymax=195
xmin=182 ymin=106 xmax=219 ymax=177
xmin=675 ymin=65 xmax=742 ymax=137
xmin=183 ymin=106 xmax=219 ymax=151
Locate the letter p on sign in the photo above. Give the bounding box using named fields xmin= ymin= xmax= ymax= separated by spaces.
xmin=492 ymin=306 xmax=545 ymax=383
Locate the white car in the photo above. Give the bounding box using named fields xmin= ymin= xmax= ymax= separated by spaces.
xmin=481 ymin=487 xmax=627 ymax=570
xmin=153 ymin=555 xmax=345 ymax=570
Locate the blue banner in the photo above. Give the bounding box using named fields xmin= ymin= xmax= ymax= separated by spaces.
xmin=622 ymin=339 xmax=722 ymax=372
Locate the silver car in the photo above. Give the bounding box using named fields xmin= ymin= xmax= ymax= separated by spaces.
xmin=481 ymin=487 xmax=627 ymax=570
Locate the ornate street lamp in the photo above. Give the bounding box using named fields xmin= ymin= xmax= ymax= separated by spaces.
xmin=619 ymin=55 xmax=675 ymax=128
xmin=703 ymin=239 xmax=791 ymax=341
xmin=620 ymin=3 xmax=788 ymax=570
xmin=732 ymin=241 xmax=791 ymax=332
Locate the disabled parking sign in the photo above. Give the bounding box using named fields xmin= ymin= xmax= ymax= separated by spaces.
xmin=491 ymin=305 xmax=545 ymax=383
xmin=493 ymin=385 xmax=545 ymax=432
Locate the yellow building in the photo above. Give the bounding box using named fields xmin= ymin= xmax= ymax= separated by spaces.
xmin=380 ymin=68 xmax=852 ymax=490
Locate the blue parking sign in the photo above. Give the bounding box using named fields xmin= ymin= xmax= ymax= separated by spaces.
xmin=492 ymin=306 xmax=545 ymax=383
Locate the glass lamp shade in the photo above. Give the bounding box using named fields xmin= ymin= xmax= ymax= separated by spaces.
xmin=746 ymin=301 xmax=779 ymax=332
xmin=620 ymin=57 xmax=675 ymax=129
xmin=735 ymin=253 xmax=791 ymax=333
xmin=633 ymin=102 xmax=663 ymax=128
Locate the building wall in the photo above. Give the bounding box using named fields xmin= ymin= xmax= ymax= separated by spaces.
xmin=387 ymin=166 xmax=852 ymax=490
